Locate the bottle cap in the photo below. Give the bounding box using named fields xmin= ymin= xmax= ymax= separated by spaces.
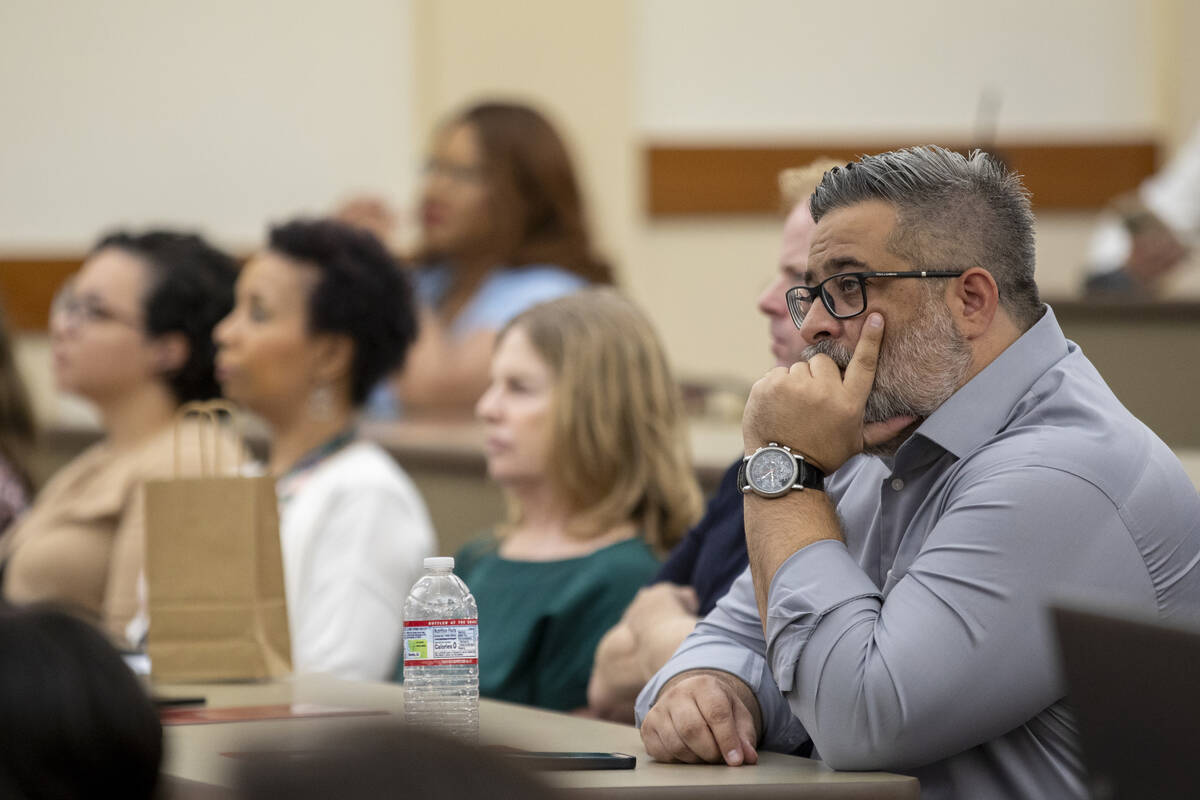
xmin=424 ymin=556 xmax=455 ymax=570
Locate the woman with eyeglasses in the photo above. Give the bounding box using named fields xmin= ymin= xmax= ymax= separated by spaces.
xmin=0 ymin=231 xmax=238 ymax=644
xmin=375 ymin=101 xmax=612 ymax=416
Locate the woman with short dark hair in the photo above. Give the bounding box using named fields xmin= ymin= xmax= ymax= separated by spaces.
xmin=0 ymin=230 xmax=238 ymax=642
xmin=215 ymin=217 xmax=436 ymax=680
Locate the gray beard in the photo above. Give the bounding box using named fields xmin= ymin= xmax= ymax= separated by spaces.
xmin=801 ymin=299 xmax=972 ymax=457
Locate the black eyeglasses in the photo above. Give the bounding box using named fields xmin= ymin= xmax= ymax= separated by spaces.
xmin=785 ymin=270 xmax=964 ymax=328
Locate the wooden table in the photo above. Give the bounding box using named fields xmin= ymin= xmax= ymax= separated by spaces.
xmin=157 ymin=674 xmax=919 ymax=799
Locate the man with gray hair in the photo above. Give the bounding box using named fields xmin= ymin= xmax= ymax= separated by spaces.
xmin=636 ymin=146 xmax=1200 ymax=799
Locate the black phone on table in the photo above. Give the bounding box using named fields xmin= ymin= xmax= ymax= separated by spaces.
xmin=504 ymin=751 xmax=636 ymax=770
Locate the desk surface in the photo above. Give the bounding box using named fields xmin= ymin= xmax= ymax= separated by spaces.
xmin=157 ymin=675 xmax=919 ymax=799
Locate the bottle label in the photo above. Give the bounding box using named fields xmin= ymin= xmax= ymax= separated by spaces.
xmin=402 ymin=618 xmax=478 ymax=666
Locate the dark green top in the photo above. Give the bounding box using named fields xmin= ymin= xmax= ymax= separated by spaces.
xmin=451 ymin=535 xmax=659 ymax=711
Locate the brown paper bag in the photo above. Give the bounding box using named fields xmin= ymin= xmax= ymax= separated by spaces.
xmin=143 ymin=401 xmax=292 ymax=682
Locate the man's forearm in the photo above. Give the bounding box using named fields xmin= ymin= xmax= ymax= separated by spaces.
xmin=745 ymin=490 xmax=844 ymax=627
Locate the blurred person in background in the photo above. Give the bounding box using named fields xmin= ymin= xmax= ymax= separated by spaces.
xmin=0 ymin=231 xmax=238 ymax=643
xmin=0 ymin=605 xmax=162 ymax=800
xmin=347 ymin=100 xmax=613 ymax=416
xmin=0 ymin=301 xmax=36 ymax=533
xmin=430 ymin=288 xmax=702 ymax=711
xmin=215 ymin=218 xmax=436 ymax=681
xmin=1084 ymin=121 xmax=1200 ymax=296
xmin=588 ymin=160 xmax=837 ymax=723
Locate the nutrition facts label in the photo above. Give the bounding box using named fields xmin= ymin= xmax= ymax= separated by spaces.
xmin=402 ymin=618 xmax=479 ymax=666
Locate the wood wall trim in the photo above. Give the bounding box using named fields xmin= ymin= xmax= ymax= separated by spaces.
xmin=645 ymin=140 xmax=1160 ymax=216
xmin=0 ymin=258 xmax=81 ymax=332
xmin=0 ymin=139 xmax=1165 ymax=331
xmin=1046 ymin=297 xmax=1200 ymax=323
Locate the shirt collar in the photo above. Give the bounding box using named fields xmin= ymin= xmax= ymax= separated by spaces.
xmin=907 ymin=305 xmax=1070 ymax=460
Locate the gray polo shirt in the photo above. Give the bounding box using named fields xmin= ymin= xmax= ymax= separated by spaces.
xmin=636 ymin=307 xmax=1200 ymax=800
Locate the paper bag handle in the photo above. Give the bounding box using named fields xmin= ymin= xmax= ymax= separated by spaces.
xmin=172 ymin=400 xmax=246 ymax=477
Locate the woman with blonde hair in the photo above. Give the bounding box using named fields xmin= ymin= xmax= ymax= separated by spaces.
xmin=439 ymin=287 xmax=702 ymax=711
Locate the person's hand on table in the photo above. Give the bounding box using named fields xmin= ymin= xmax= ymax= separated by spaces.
xmin=640 ymin=669 xmax=762 ymax=766
xmin=1108 ymin=195 xmax=1192 ymax=290
xmin=1126 ymin=220 xmax=1190 ymax=284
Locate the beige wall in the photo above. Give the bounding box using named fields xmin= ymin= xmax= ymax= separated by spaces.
xmin=405 ymin=0 xmax=1193 ymax=385
xmin=636 ymin=0 xmax=1159 ymax=139
xmin=630 ymin=0 xmax=1188 ymax=383
xmin=1156 ymin=0 xmax=1200 ymax=148
xmin=3 ymin=0 xmax=1197 ymax=406
xmin=0 ymin=0 xmax=419 ymax=252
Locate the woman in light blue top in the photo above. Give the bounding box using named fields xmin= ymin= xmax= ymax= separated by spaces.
xmin=394 ymin=101 xmax=613 ymax=415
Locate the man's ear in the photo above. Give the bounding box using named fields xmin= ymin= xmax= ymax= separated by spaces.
xmin=949 ymin=267 xmax=999 ymax=339
xmin=311 ymin=333 xmax=355 ymax=385
xmin=154 ymin=332 xmax=190 ymax=374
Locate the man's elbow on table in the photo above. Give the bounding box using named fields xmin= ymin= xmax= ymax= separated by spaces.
xmin=796 ymin=703 xmax=948 ymax=772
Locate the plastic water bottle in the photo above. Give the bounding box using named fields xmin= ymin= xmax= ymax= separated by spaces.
xmin=403 ymin=556 xmax=479 ymax=741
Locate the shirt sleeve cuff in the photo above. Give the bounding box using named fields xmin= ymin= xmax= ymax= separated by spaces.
xmin=765 ymin=539 xmax=882 ymax=693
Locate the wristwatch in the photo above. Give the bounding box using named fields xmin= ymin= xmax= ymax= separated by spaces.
xmin=737 ymin=442 xmax=825 ymax=498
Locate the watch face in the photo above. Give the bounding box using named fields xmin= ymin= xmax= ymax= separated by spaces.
xmin=748 ymin=448 xmax=798 ymax=496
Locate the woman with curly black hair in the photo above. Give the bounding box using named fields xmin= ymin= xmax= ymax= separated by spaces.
xmin=215 ymin=218 xmax=436 ymax=680
xmin=0 ymin=229 xmax=238 ymax=643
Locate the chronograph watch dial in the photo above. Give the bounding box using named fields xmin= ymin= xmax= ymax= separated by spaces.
xmin=737 ymin=443 xmax=825 ymax=498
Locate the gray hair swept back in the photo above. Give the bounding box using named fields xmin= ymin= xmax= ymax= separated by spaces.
xmin=809 ymin=146 xmax=1041 ymax=330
